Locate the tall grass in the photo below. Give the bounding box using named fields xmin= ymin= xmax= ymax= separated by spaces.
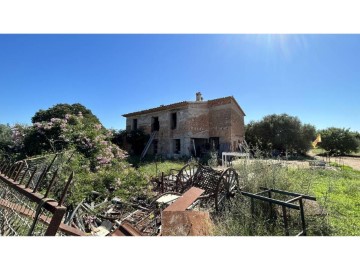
xmin=213 ymin=160 xmax=339 ymax=236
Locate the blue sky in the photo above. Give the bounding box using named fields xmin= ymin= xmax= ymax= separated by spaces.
xmin=0 ymin=34 xmax=359 ymax=131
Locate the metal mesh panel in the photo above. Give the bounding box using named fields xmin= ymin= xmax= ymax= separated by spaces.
xmin=0 ymin=180 xmax=53 ymax=236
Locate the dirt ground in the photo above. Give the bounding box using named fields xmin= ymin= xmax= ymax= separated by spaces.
xmin=231 ymin=155 xmax=360 ymax=171
xmin=308 ymin=150 xmax=360 ymax=171
xmin=314 ymin=156 xmax=360 ymax=171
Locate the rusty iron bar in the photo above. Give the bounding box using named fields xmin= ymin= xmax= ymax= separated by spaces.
xmin=12 ymin=162 xmax=23 ymax=179
xmin=286 ymin=196 xmax=303 ymax=204
xmin=0 ymin=198 xmax=84 ymax=236
xmin=0 ymin=160 xmax=7 ymax=172
xmin=0 ymin=159 xmax=5 ymax=170
xmin=6 ymin=163 xmax=16 ymax=178
xmin=31 ymin=155 xmax=58 ymax=192
xmin=58 ymin=171 xmax=74 ymax=206
xmin=44 ymin=169 xmax=58 ymax=198
xmin=14 ymin=162 xmax=25 ymax=182
xmin=25 ymin=167 xmax=38 ymax=189
xmin=2 ymin=163 xmax=8 ymax=174
xmin=250 ymin=197 xmax=255 ymax=218
xmin=112 ymin=222 xmax=142 ymax=236
xmin=259 ymin=187 xmax=316 ymax=201
xmin=44 ymin=206 xmax=67 ymax=236
xmin=268 ymin=190 xmax=273 ymax=220
xmin=241 ymin=191 xmax=301 ymax=210
xmin=282 ymin=205 xmax=290 ymax=236
xmin=1 ymin=174 xmax=63 ymax=213
xmin=161 ymin=172 xmax=165 ymax=193
xmin=299 ymin=198 xmax=307 ymax=236
xmin=10 ymin=162 xmax=21 ymax=179
xmin=0 ymin=174 xmax=69 ymax=236
xmin=32 ymin=167 xmax=48 ymax=193
xmin=7 ymin=163 xmax=17 ymax=178
xmin=255 ymin=189 xmax=271 ymax=196
xmin=18 ymin=167 xmax=30 ymax=185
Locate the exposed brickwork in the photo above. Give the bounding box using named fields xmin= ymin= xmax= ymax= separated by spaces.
xmin=124 ymin=95 xmax=245 ymax=157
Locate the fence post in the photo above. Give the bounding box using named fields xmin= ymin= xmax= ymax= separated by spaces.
xmin=282 ymin=206 xmax=289 ymax=236
xmin=299 ymin=197 xmax=307 ymax=236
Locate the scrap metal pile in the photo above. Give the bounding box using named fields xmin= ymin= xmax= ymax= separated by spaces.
xmin=64 ymin=163 xmax=240 ymax=236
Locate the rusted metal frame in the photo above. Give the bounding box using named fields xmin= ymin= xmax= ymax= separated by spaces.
xmin=2 ymin=190 xmax=35 ymax=231
xmin=4 ymin=162 xmax=13 ymax=176
xmin=255 ymin=189 xmax=271 ymax=196
xmin=250 ymin=197 xmax=255 ymax=218
xmin=44 ymin=169 xmax=58 ymax=198
xmin=11 ymin=162 xmax=23 ymax=180
xmin=268 ymin=190 xmax=273 ymax=220
xmin=260 ymin=187 xmax=316 ymax=201
xmin=241 ymin=191 xmax=301 ymax=210
xmin=25 ymin=167 xmax=38 ymax=188
xmin=1 ymin=209 xmax=19 ymax=235
xmin=5 ymin=163 xmax=16 ymax=178
xmin=0 ymin=198 xmax=84 ymax=236
xmin=8 ymin=163 xmax=18 ymax=178
xmin=13 ymin=162 xmax=25 ymax=182
xmin=0 ymin=198 xmax=46 ymax=231
xmin=1 ymin=162 xmax=10 ymax=175
xmin=44 ymin=206 xmax=66 ymax=236
xmin=58 ymin=171 xmax=74 ymax=206
xmin=115 ymin=222 xmax=142 ymax=236
xmin=32 ymin=154 xmax=58 ymax=193
xmin=12 ymin=162 xmax=23 ymax=179
xmin=58 ymin=223 xmax=86 ymax=236
xmin=32 ymin=167 xmax=48 ymax=193
xmin=28 ymin=198 xmax=57 ymax=236
xmin=299 ymin=198 xmax=307 ymax=236
xmin=1 ymin=199 xmax=30 ymax=235
xmin=18 ymin=167 xmax=31 ymax=185
xmin=0 ymin=160 xmax=6 ymax=171
xmin=286 ymin=196 xmax=303 ymax=204
xmin=9 ymin=162 xmax=19 ymax=179
xmin=161 ymin=172 xmax=165 ymax=193
xmin=164 ymin=187 xmax=205 ymax=212
xmin=0 ymin=174 xmax=62 ymax=213
xmin=282 ymin=206 xmax=290 ymax=236
xmin=135 ymin=211 xmax=155 ymax=226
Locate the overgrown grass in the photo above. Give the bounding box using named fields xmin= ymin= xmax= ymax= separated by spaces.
xmin=214 ymin=160 xmax=360 ymax=236
xmin=137 ymin=160 xmax=186 ymax=180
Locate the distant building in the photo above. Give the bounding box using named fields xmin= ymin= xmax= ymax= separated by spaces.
xmin=122 ymin=92 xmax=246 ymax=158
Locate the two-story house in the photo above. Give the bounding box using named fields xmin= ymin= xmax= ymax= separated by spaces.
xmin=122 ymin=93 xmax=246 ymax=158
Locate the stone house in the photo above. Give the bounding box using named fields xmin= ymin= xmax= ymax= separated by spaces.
xmin=122 ymin=93 xmax=246 ymax=158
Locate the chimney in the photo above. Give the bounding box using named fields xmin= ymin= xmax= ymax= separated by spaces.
xmin=196 ymin=92 xmax=203 ymax=101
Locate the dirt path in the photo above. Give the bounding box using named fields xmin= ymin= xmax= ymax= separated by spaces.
xmin=316 ymin=156 xmax=360 ymax=171
xmin=308 ymin=150 xmax=360 ymax=171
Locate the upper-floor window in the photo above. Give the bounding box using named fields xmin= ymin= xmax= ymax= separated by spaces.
xmin=132 ymin=119 xmax=138 ymax=130
xmin=151 ymin=117 xmax=159 ymax=132
xmin=171 ymin=112 xmax=177 ymax=130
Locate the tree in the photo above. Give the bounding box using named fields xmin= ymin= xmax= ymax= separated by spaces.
xmin=32 ymin=103 xmax=100 ymax=125
xmin=0 ymin=124 xmax=12 ymax=157
xmin=319 ymin=127 xmax=359 ymax=155
xmin=245 ymin=114 xmax=316 ymax=156
xmin=112 ymin=129 xmax=149 ymax=156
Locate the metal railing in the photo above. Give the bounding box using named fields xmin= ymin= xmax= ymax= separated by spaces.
xmin=0 ymin=156 xmax=84 ymax=236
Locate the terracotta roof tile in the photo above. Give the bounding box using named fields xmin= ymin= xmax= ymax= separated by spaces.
xmin=122 ymin=96 xmax=245 ymax=117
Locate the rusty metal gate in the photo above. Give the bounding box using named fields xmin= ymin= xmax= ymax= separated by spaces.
xmin=0 ymin=155 xmax=84 ymax=236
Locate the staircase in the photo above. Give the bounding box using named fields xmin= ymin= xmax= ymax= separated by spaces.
xmin=140 ymin=131 xmax=157 ymax=161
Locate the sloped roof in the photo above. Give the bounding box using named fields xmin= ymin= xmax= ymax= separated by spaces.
xmin=122 ymin=96 xmax=246 ymax=117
